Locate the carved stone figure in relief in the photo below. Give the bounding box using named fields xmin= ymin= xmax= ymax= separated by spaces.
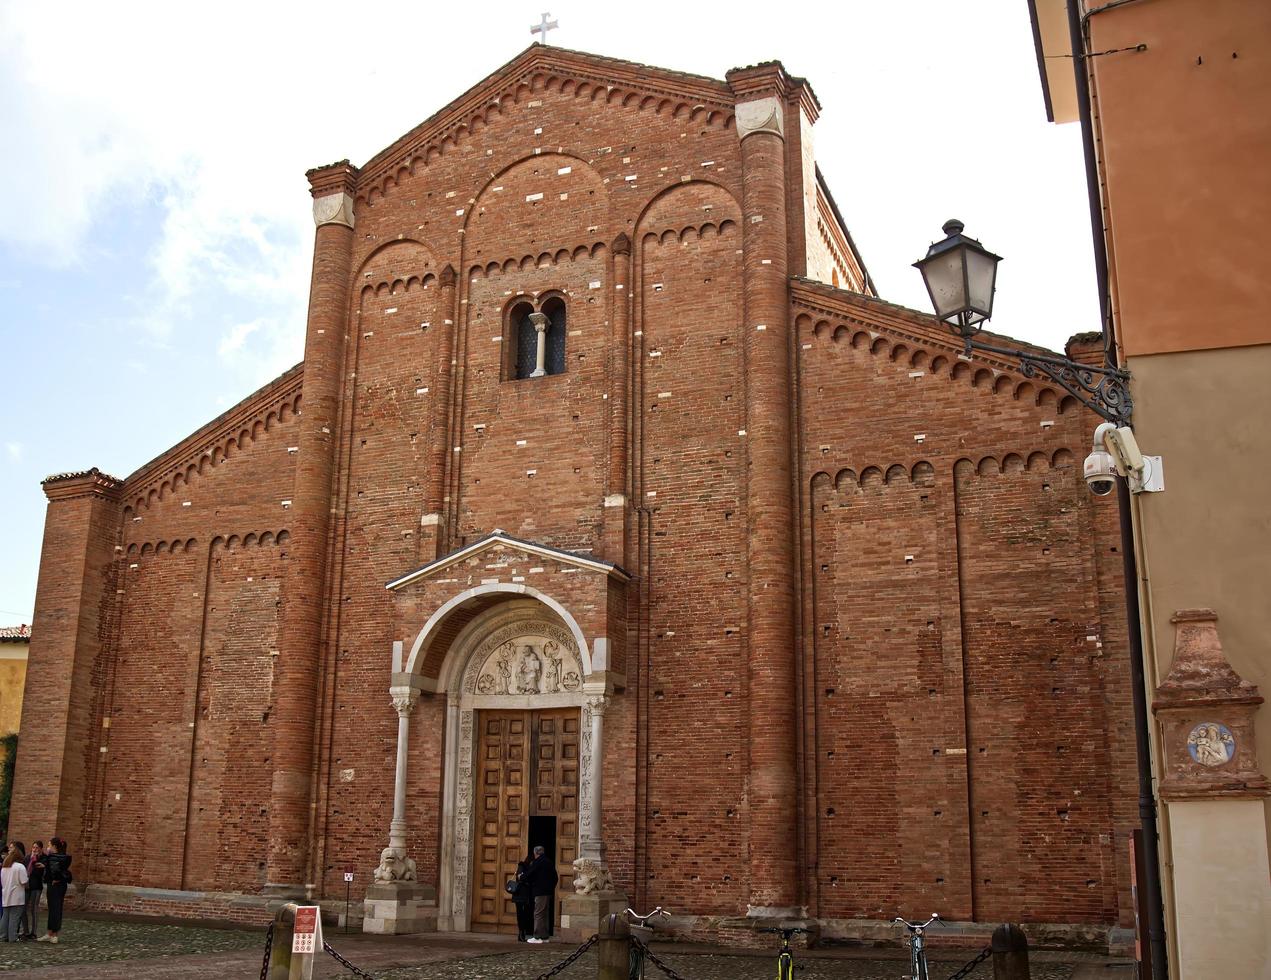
xmin=561 ymin=671 xmax=581 ymax=691
xmin=477 ymin=673 xmax=496 ymax=694
xmin=543 ymin=641 xmax=562 ymax=693
xmin=495 ymin=654 xmax=512 ymax=695
xmin=1187 ymin=722 xmax=1235 ymax=767
xmin=517 ymin=644 xmax=543 ymax=694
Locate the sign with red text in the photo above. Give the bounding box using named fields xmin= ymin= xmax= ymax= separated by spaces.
xmin=292 ymin=905 xmax=321 ymax=954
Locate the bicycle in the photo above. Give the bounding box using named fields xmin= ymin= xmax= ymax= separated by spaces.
xmin=894 ymin=913 xmax=940 ymax=980
xmin=758 ymin=925 xmax=809 ymax=980
xmin=625 ymin=906 xmax=670 ymax=980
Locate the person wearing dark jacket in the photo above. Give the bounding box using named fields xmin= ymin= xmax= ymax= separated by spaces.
xmin=38 ymin=838 xmax=70 ymax=944
xmin=20 ymin=842 xmax=43 ymax=941
xmin=524 ymin=845 xmax=558 ymax=944
xmin=512 ymin=855 xmax=535 ymax=941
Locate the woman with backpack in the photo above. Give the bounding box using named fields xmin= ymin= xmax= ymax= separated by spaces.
xmin=38 ymin=837 xmax=70 ymax=944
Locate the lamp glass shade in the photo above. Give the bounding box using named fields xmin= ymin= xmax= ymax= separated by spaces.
xmin=917 ymin=249 xmax=969 ymax=323
xmin=965 ymin=245 xmax=999 ymax=321
xmin=914 ymin=220 xmax=1002 ymax=338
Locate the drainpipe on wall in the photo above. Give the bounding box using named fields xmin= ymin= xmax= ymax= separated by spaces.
xmin=1067 ymin=2 xmax=1168 ymax=978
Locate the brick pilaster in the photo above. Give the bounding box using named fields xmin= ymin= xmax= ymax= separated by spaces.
xmin=265 ymin=160 xmax=358 ymax=892
xmin=729 ymin=65 xmax=800 ymax=912
xmin=9 ymin=468 xmax=122 ymax=849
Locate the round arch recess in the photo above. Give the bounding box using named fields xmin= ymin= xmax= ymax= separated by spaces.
xmin=425 ymin=597 xmax=599 ymax=933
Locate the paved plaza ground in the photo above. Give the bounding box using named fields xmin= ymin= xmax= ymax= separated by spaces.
xmin=0 ymin=914 xmax=1135 ymax=979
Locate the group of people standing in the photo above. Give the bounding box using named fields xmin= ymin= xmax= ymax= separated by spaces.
xmin=0 ymin=837 xmax=72 ymax=943
xmin=510 ymin=844 xmax=559 ymax=943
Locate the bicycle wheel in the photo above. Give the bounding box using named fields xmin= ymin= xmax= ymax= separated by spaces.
xmin=629 ymin=941 xmax=644 ymax=980
xmin=777 ymin=950 xmax=794 ymax=980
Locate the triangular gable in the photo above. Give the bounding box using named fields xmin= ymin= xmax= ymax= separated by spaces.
xmin=386 ymin=529 xmax=630 ymax=591
xmin=357 ymin=44 xmax=736 ymax=197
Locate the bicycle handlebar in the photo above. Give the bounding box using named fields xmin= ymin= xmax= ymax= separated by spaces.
xmin=625 ymin=906 xmax=671 ymax=927
xmin=893 ymin=913 xmax=941 ymax=932
xmin=758 ymin=926 xmax=810 ymax=935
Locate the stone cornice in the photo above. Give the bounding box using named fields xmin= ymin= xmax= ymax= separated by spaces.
xmin=306 ymin=160 xmax=359 ymax=199
xmin=726 ymin=61 xmax=820 ymax=123
xmin=42 ymin=467 xmax=124 ymax=503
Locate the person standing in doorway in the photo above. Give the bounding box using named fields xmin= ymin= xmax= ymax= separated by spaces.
xmin=513 ymin=853 xmax=535 ymax=942
xmin=524 ymin=844 xmax=558 ymax=944
xmin=1 ymin=843 xmax=28 ymax=942
xmin=20 ymin=841 xmax=44 ymax=941
xmin=38 ymin=837 xmax=70 ymax=944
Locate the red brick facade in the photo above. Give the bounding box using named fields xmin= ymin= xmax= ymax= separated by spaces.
xmin=10 ymin=46 xmax=1136 ymax=938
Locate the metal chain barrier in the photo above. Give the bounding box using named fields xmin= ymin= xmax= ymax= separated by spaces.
xmin=258 ymin=919 xmax=275 ymax=980
xmin=630 ymin=936 xmax=692 ymax=980
xmin=323 ymin=939 xmax=379 ymax=979
xmin=945 ymin=944 xmax=993 ymax=980
xmin=531 ymin=933 xmax=600 ymax=980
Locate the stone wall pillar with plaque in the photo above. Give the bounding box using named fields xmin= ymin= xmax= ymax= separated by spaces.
xmin=1151 ymin=608 xmax=1271 ymax=977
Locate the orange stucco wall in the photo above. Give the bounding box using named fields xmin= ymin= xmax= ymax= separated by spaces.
xmin=1089 ymin=0 xmax=1271 ymax=357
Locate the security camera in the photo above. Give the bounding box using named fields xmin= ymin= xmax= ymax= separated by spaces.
xmin=1084 ymin=423 xmax=1164 ymax=495
xmin=1083 ymin=437 xmax=1118 ymax=496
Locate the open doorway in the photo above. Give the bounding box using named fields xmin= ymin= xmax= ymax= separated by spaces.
xmin=529 ymin=814 xmax=557 ymax=934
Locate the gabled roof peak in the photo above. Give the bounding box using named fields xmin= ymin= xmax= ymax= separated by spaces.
xmin=387 ymin=530 xmax=630 ymax=591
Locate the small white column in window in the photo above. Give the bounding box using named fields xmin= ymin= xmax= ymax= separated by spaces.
xmin=528 ymin=311 xmax=550 ymax=378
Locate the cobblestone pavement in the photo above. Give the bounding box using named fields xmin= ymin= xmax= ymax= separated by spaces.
xmin=0 ymin=915 xmax=1136 ymax=979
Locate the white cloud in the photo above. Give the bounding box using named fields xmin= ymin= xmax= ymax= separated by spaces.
xmin=0 ymin=0 xmax=1099 ymax=358
xmin=5 ymin=442 xmax=23 ymax=462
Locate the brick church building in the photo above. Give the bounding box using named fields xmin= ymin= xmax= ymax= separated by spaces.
xmin=11 ymin=45 xmax=1137 ymax=944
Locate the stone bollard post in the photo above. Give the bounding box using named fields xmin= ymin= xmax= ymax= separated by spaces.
xmin=269 ymin=902 xmax=323 ymax=980
xmin=991 ymin=923 xmax=1030 ymax=980
xmin=596 ymin=912 xmax=631 ymax=980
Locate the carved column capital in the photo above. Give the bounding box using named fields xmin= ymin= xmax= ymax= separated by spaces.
xmin=312 ymin=192 xmax=355 ymax=229
xmin=735 ymin=96 xmax=786 ymax=141
xmin=391 ymin=688 xmax=419 ymax=717
xmin=528 ymin=311 xmax=550 ymax=333
xmin=587 ymin=694 xmax=609 ymax=717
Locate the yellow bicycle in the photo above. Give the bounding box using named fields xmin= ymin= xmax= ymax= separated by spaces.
xmin=759 ymin=926 xmax=809 ymax=980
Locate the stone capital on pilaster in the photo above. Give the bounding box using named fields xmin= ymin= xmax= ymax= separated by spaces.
xmin=390 ymin=686 xmax=419 ymax=717
xmin=734 ymin=96 xmax=785 ymax=141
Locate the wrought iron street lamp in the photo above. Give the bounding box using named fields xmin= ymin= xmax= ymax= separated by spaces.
xmin=914 ymin=219 xmax=1133 ymax=425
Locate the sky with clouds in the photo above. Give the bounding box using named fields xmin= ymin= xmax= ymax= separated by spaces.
xmin=0 ymin=0 xmax=1098 ymax=623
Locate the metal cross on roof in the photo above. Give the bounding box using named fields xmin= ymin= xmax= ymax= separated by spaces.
xmin=530 ymin=11 xmax=559 ymax=44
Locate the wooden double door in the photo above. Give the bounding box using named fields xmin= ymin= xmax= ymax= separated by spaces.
xmin=470 ymin=708 xmax=580 ymax=933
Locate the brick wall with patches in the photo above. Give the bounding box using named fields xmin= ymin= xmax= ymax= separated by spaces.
xmin=10 ymin=45 xmax=1135 ymax=938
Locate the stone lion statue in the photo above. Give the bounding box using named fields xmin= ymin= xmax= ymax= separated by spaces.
xmin=572 ymin=857 xmax=613 ymax=896
xmin=373 ymin=846 xmax=418 ymax=883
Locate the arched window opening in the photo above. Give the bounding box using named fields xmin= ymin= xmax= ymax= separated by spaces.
xmin=504 ymin=296 xmax=567 ymax=381
xmin=509 ymin=301 xmax=536 ymax=380
xmin=542 ymin=297 xmax=567 ymax=376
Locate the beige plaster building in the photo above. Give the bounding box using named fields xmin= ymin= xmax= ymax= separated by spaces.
xmin=0 ymin=625 xmax=30 ymax=739
xmin=1028 ymin=2 xmax=1271 ymax=978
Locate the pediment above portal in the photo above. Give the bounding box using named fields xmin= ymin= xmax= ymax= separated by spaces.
xmin=388 ymin=531 xmax=628 ymax=692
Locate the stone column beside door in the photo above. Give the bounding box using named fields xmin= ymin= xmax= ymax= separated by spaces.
xmin=560 ymin=691 xmax=628 ymax=940
xmin=364 ymin=678 xmax=438 ymax=934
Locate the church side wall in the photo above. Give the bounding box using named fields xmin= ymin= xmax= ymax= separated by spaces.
xmin=795 ymin=300 xmax=1134 ymax=927
xmin=85 ymin=395 xmax=299 ymax=887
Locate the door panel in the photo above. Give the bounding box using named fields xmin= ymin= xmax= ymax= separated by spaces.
xmin=470 ymin=708 xmax=580 ymax=934
xmin=471 ymin=712 xmax=530 ymax=932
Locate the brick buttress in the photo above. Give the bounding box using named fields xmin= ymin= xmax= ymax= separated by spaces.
xmin=265 ymin=161 xmax=358 ymax=893
xmin=730 ymin=66 xmax=800 ymax=913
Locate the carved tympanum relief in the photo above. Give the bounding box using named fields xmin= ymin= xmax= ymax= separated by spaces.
xmin=463 ymin=620 xmax=584 ymax=697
